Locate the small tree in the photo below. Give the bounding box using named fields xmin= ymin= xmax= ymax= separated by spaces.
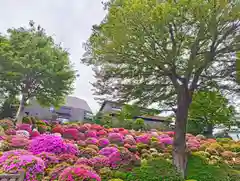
xmin=0 ymin=95 xmax=19 ymax=119
xmin=83 ymin=0 xmax=240 ymax=177
xmin=0 ymin=21 xmax=76 ymax=123
xmin=188 ymin=91 xmax=236 ymax=135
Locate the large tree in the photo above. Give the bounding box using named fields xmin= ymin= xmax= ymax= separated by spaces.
xmin=83 ymin=0 xmax=240 ymax=177
xmin=188 ymin=91 xmax=236 ymax=135
xmin=0 ymin=21 xmax=76 ymax=123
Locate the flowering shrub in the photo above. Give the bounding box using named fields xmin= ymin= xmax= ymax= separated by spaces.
xmin=136 ymin=134 xmax=150 ymax=144
xmin=221 ymin=151 xmax=236 ymax=160
xmin=28 ymin=135 xmax=71 ymax=155
xmin=208 ymin=143 xmax=225 ymax=153
xmin=59 ymin=166 xmax=101 ymax=181
xmin=63 ymin=128 xmax=79 ymax=140
xmin=99 ymin=147 xmax=119 ymax=157
xmin=31 ymin=130 xmax=40 ymax=137
xmin=80 ymin=147 xmax=98 ymax=158
xmin=108 ymin=133 xmax=124 ymax=145
xmin=159 ymin=137 xmax=173 ymax=145
xmin=65 ymin=143 xmax=79 ymax=155
xmin=38 ymin=124 xmax=50 ymax=134
xmin=78 ymin=125 xmax=89 ymax=133
xmin=89 ymin=156 xmax=110 ymax=170
xmin=16 ymin=123 xmax=32 ymax=133
xmin=0 ymin=120 xmax=240 ymax=180
xmin=124 ymin=137 xmax=136 ymax=145
xmin=75 ymin=157 xmax=91 ymax=166
xmin=108 ymin=148 xmax=134 ymax=169
xmin=9 ymin=135 xmax=29 ymax=149
xmin=48 ymin=163 xmax=71 ymax=180
xmin=1 ymin=154 xmax=45 ymax=181
xmin=85 ymin=130 xmax=97 ymax=138
xmin=77 ymin=140 xmax=87 ymax=147
xmin=59 ymin=153 xmax=78 ymax=164
xmin=86 ymin=137 xmax=99 ymax=145
xmin=0 ymin=141 xmax=10 ymax=151
xmin=87 ymin=144 xmax=100 ymax=152
xmin=36 ymin=152 xmax=59 ymax=167
xmin=230 ymin=143 xmax=240 ymax=152
xmin=52 ymin=125 xmax=65 ymax=134
xmin=97 ymin=130 xmax=107 ymax=137
xmin=99 ymin=138 xmax=110 ymax=148
xmin=4 ymin=128 xmax=16 ymax=135
xmin=0 ymin=149 xmax=32 ymax=163
xmin=0 ymin=119 xmax=14 ymax=130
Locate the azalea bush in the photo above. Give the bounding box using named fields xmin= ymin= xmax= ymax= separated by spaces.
xmin=59 ymin=166 xmax=101 ymax=181
xmin=0 ymin=120 xmax=239 ymax=180
xmin=0 ymin=152 xmax=45 ymax=181
xmin=28 ymin=134 xmax=79 ymax=155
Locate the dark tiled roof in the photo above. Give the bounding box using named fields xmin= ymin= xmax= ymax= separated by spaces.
xmin=99 ymin=100 xmax=160 ymax=113
xmin=134 ymin=115 xmax=169 ymax=122
xmin=65 ymin=96 xmax=92 ymax=112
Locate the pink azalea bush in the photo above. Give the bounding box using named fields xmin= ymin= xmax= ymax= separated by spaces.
xmin=28 ymin=134 xmax=79 ymax=155
xmin=136 ymin=134 xmax=150 ymax=144
xmin=59 ymin=166 xmax=101 ymax=181
xmin=86 ymin=137 xmax=99 ymax=145
xmin=9 ymin=135 xmax=29 ymax=149
xmin=16 ymin=123 xmax=32 ymax=133
xmin=0 ymin=154 xmax=45 ymax=181
xmin=0 ymin=149 xmax=32 ymax=162
xmin=75 ymin=157 xmax=91 ymax=166
xmin=108 ymin=133 xmax=124 ymax=144
xmin=36 ymin=152 xmax=59 ymax=167
xmin=1 ymin=119 xmax=240 ymax=180
xmin=89 ymin=155 xmax=110 ymax=170
xmin=63 ymin=128 xmax=79 ymax=140
xmin=99 ymin=147 xmax=119 ymax=157
xmin=98 ymin=138 xmax=110 ymax=148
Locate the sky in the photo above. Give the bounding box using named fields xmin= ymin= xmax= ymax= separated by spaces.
xmin=0 ymin=0 xmax=107 ymax=113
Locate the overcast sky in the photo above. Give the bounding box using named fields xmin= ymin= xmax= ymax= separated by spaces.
xmin=0 ymin=0 xmax=107 ymax=113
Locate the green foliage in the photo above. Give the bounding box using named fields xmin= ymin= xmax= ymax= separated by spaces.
xmin=0 ymin=95 xmax=18 ymax=119
xmin=125 ymin=158 xmax=183 ymax=181
xmin=133 ymin=118 xmax=145 ymax=130
xmin=237 ymin=52 xmax=240 ymax=84
xmin=187 ymin=155 xmax=240 ymax=181
xmin=83 ymin=2 xmax=240 ymax=175
xmin=83 ymin=0 xmax=240 ymax=109
xmin=0 ymin=21 xmax=76 ymax=113
xmin=188 ymin=91 xmax=236 ymax=135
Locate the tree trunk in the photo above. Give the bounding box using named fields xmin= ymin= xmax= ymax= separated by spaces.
xmin=173 ymin=87 xmax=191 ymax=179
xmin=205 ymin=124 xmax=213 ymax=137
xmin=16 ymin=94 xmax=27 ymax=124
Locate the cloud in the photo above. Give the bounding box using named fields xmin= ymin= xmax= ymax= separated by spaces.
xmin=0 ymin=0 xmax=107 ymax=112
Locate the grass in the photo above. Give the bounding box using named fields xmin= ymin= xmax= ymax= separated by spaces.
xmin=186 ymin=155 xmax=240 ymax=181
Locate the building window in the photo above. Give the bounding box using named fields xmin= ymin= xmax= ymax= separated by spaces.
xmin=84 ymin=112 xmax=93 ymax=120
xmin=112 ymin=106 xmax=122 ymax=111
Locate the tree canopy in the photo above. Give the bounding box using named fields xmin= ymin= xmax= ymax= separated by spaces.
xmin=84 ymin=0 xmax=240 ymax=108
xmin=83 ymin=0 xmax=240 ymax=177
xmin=0 ymin=21 xmax=76 ymax=121
xmin=187 ymin=91 xmax=236 ymax=135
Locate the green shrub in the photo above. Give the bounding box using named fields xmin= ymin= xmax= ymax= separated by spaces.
xmin=187 ymin=155 xmax=240 ymax=181
xmin=125 ymin=158 xmax=183 ymax=181
xmin=22 ymin=117 xmax=32 ymax=124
